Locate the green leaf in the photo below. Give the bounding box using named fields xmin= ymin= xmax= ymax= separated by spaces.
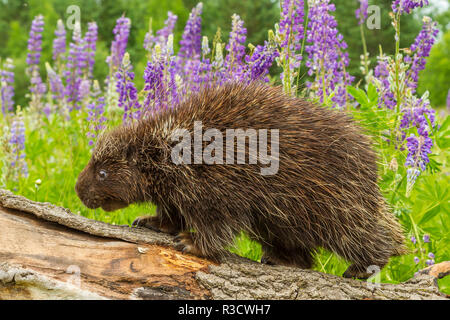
xmin=346 ymin=85 xmax=368 ymax=106
xmin=419 ymin=205 xmax=442 ymax=225
xmin=367 ymin=83 xmax=378 ymax=103
xmin=436 ymin=136 xmax=450 ymax=150
xmin=438 ymin=115 xmax=450 ymax=132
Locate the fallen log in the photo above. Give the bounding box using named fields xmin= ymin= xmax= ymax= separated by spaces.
xmin=0 ymin=189 xmax=448 ymax=300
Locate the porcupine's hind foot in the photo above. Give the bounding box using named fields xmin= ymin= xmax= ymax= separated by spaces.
xmin=343 ymin=257 xmax=389 ymax=280
xmin=340 ymin=231 xmax=405 ymax=279
xmin=343 ymin=264 xmax=376 ymax=280
xmin=261 ymin=246 xmax=314 ymax=269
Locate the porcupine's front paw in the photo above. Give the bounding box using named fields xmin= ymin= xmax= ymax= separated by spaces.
xmin=174 ymin=232 xmax=203 ymax=257
xmin=132 ymin=215 xmax=179 ymax=235
xmin=260 ymin=255 xmax=276 ymax=265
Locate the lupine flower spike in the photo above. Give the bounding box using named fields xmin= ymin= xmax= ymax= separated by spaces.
xmin=1 ymin=58 xmax=15 ymax=115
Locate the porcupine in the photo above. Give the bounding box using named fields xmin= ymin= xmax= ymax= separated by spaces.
xmin=75 ymin=81 xmax=407 ymax=279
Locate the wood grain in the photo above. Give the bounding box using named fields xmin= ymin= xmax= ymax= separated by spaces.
xmin=0 ymin=206 xmax=211 ymax=299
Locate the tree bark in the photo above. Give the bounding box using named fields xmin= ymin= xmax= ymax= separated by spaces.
xmin=0 ymin=189 xmax=448 ymax=300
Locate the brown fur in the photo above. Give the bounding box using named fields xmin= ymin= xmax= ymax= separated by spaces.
xmin=75 ymin=82 xmax=407 ymax=278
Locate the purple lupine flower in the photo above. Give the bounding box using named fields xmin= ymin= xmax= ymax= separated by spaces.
xmin=425 ymin=259 xmax=434 ymax=266
xmin=197 ymin=36 xmax=212 ymax=85
xmin=143 ymin=57 xmax=166 ymax=112
xmin=184 ymin=58 xmax=204 ymax=93
xmin=143 ymin=33 xmax=181 ymax=113
xmin=159 ymin=13 xmax=178 ymax=57
xmin=224 ymin=14 xmax=247 ymax=79
xmin=401 ymin=97 xmax=435 ymax=189
xmin=405 ymin=134 xmax=433 ymax=171
xmin=1 ymin=58 xmax=15 ymax=115
xmin=406 ymin=167 xmax=420 ymax=191
xmin=65 ymin=21 xmax=87 ymax=109
xmin=244 ymin=41 xmax=278 ymax=82
xmin=43 ymin=102 xmax=52 ymax=118
xmin=428 ymin=252 xmax=435 ymax=259
xmin=29 ymin=68 xmax=47 ymax=96
xmin=86 ymin=80 xmax=107 ymax=146
xmin=144 ymin=12 xmax=178 ymax=53
xmin=52 ymin=20 xmax=66 ymax=63
xmin=355 ymin=0 xmax=369 ymax=25
xmin=85 ymin=22 xmax=98 ymax=78
xmin=107 ymin=16 xmax=131 ymax=70
xmin=405 ymin=17 xmax=439 ymax=92
xmin=66 ymin=22 xmax=87 ymax=77
xmin=187 ymin=59 xmax=201 ymax=86
xmin=45 ymin=62 xmax=65 ymax=103
xmin=396 ymin=19 xmax=438 ymax=189
xmin=392 ymin=0 xmax=429 ymax=15
xmin=116 ymin=53 xmax=141 ymax=122
xmin=143 ymin=18 xmax=154 ymax=52
xmin=178 ymin=3 xmax=203 ymax=60
xmin=26 ymin=15 xmax=44 ymax=70
xmin=413 ymin=256 xmax=420 ymax=264
xmin=373 ymin=57 xmax=396 ymax=109
xmin=78 ymin=79 xmax=91 ymax=102
xmin=168 ymin=58 xmax=180 ymax=107
xmin=399 ymin=99 xmax=435 ymax=135
xmin=278 ymin=0 xmax=305 ymax=93
xmin=176 ymin=4 xmax=208 ymax=94
xmin=154 ymin=12 xmax=179 ymax=55
xmin=180 ymin=35 xmax=212 ymax=93
xmin=279 ymin=0 xmax=304 ymax=51
xmin=410 ymin=235 xmax=417 ymax=244
xmin=156 ymin=11 xmax=178 ymax=46
xmin=9 ymin=113 xmax=28 ymax=179
xmin=27 ymin=15 xmax=46 ymax=102
xmin=305 ymin=0 xmax=353 ymax=107
xmin=423 ymin=234 xmax=430 ymax=243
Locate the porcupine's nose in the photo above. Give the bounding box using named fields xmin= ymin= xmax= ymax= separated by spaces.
xmin=74 ymin=169 xmax=85 ymax=198
xmin=75 ymin=168 xmax=92 ymax=206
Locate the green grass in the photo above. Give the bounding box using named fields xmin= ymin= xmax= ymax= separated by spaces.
xmin=1 ymin=106 xmax=449 ymax=295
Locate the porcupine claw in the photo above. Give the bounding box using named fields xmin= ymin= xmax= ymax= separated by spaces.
xmin=174 ymin=232 xmax=203 ymax=256
xmin=132 ymin=215 xmax=179 ymax=235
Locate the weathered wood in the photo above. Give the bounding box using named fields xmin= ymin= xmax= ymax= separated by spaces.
xmin=0 ymin=189 xmax=174 ymax=247
xmin=0 ymin=205 xmax=211 ymax=299
xmin=0 ymin=189 xmax=448 ymax=300
xmin=195 ymin=257 xmax=448 ymax=300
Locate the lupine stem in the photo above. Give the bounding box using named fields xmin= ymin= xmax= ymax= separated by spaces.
xmin=408 ymin=212 xmax=425 ymax=264
xmin=393 ymin=12 xmax=402 ymax=130
xmin=389 ymin=173 xmax=405 ymax=205
xmin=284 ymin=23 xmax=293 ymax=95
xmin=359 ymin=22 xmax=369 ymax=77
xmin=295 ymin=2 xmax=309 ymax=96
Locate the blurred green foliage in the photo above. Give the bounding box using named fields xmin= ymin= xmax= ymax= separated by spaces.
xmin=418 ymin=29 xmax=450 ymax=107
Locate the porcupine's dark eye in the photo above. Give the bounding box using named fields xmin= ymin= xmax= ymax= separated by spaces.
xmin=98 ymin=170 xmax=108 ymax=181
